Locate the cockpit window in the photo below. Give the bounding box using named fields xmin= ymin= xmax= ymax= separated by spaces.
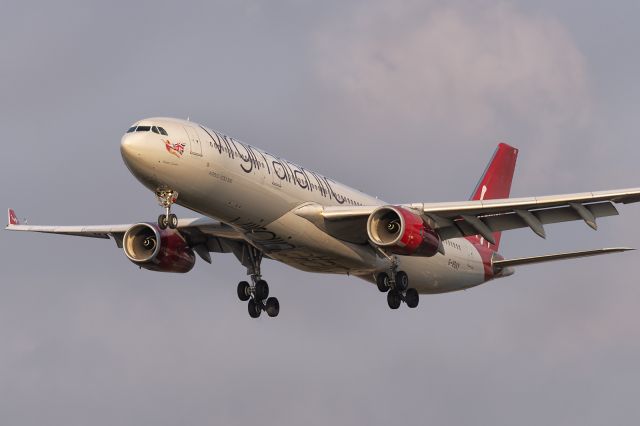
xmin=128 ymin=124 xmax=166 ymax=134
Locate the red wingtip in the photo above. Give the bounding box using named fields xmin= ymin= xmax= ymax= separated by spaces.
xmin=8 ymin=209 xmax=19 ymax=225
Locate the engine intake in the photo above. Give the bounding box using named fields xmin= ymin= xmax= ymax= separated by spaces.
xmin=123 ymin=223 xmax=196 ymax=273
xmin=367 ymin=206 xmax=441 ymax=257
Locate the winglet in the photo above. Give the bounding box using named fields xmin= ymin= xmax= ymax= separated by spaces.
xmin=8 ymin=209 xmax=19 ymax=225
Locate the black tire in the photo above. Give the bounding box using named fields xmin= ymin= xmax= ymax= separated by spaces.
xmin=266 ymin=297 xmax=280 ymax=317
xmin=387 ymin=290 xmax=401 ymax=310
xmin=255 ymin=279 xmax=269 ymax=300
xmin=237 ymin=281 xmax=251 ymax=301
xmin=169 ymin=213 xmax=178 ymax=229
xmin=395 ymin=271 xmax=409 ymax=291
xmin=405 ymin=288 xmax=419 ymax=308
xmin=376 ymin=273 xmax=390 ymax=293
xmin=248 ymin=299 xmax=261 ymax=318
xmin=158 ymin=214 xmax=168 ymax=230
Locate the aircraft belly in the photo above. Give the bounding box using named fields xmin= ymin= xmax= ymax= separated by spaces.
xmin=245 ymin=211 xmax=384 ymax=274
xmin=394 ymin=238 xmax=486 ymax=294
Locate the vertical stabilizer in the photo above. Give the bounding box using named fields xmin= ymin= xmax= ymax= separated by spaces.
xmin=8 ymin=209 xmax=19 ymax=225
xmin=468 ymin=143 xmax=518 ymax=249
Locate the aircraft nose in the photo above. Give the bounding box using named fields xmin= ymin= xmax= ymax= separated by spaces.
xmin=120 ymin=133 xmax=149 ymax=173
xmin=120 ymin=133 xmax=137 ymax=159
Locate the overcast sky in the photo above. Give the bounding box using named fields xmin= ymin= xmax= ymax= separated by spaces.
xmin=2 ymin=1 xmax=640 ymax=425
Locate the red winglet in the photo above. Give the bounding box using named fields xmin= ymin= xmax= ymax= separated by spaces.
xmin=8 ymin=209 xmax=19 ymax=225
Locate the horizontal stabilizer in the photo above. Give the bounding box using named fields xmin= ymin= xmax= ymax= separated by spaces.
xmin=493 ymin=247 xmax=634 ymax=269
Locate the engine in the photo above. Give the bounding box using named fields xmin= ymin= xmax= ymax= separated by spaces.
xmin=367 ymin=205 xmax=441 ymax=257
xmin=123 ymin=223 xmax=196 ymax=273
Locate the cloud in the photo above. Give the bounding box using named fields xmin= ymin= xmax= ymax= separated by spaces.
xmin=314 ymin=1 xmax=592 ymax=139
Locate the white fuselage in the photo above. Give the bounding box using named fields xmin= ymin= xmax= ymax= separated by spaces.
xmin=120 ymin=117 xmax=489 ymax=293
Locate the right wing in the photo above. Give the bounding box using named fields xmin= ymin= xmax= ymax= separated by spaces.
xmin=6 ymin=209 xmax=245 ymax=262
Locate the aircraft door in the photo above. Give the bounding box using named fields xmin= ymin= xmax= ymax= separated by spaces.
xmin=183 ymin=126 xmax=202 ymax=156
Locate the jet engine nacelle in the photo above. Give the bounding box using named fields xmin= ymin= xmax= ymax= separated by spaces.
xmin=123 ymin=223 xmax=196 ymax=273
xmin=367 ymin=205 xmax=441 ymax=257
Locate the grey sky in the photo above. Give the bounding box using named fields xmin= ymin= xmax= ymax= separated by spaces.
xmin=2 ymin=1 xmax=639 ymax=425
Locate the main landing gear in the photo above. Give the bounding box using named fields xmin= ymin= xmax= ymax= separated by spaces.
xmin=376 ymin=271 xmax=419 ymax=309
xmin=371 ymin=246 xmax=419 ymax=310
xmin=235 ymin=245 xmax=280 ymax=319
xmin=374 ymin=254 xmax=419 ymax=309
xmin=156 ymin=188 xmax=179 ymax=229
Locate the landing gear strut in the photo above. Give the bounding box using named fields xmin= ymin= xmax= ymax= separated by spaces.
xmin=156 ymin=188 xmax=179 ymax=230
xmin=373 ymin=249 xmax=419 ymax=309
xmin=235 ymin=244 xmax=280 ymax=318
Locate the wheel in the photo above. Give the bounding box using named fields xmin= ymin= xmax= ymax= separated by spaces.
xmin=237 ymin=281 xmax=251 ymax=301
xmin=376 ymin=273 xmax=390 ymax=292
xmin=387 ymin=290 xmax=401 ymax=309
xmin=157 ymin=214 xmax=168 ymax=230
xmin=255 ymin=279 xmax=269 ymax=300
xmin=248 ymin=299 xmax=261 ymax=318
xmin=405 ymin=288 xmax=419 ymax=308
xmin=168 ymin=213 xmax=178 ymax=229
xmin=395 ymin=271 xmax=409 ymax=291
xmin=265 ymin=297 xmax=280 ymax=317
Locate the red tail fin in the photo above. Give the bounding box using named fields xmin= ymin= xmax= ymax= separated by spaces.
xmin=468 ymin=143 xmax=518 ymax=250
xmin=8 ymin=208 xmax=19 ymax=225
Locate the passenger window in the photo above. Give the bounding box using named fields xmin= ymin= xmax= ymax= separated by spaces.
xmin=158 ymin=127 xmax=168 ymax=136
xmin=136 ymin=126 xmax=151 ymax=132
xmin=126 ymin=126 xmax=137 ymax=133
xmin=152 ymin=126 xmax=159 ymax=134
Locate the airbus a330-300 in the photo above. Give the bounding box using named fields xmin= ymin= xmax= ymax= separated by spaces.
xmin=7 ymin=118 xmax=640 ymax=318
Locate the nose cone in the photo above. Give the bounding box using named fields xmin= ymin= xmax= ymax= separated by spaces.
xmin=120 ymin=132 xmax=154 ymax=182
xmin=120 ymin=134 xmax=135 ymax=160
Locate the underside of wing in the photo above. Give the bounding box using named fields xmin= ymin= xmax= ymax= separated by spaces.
xmin=412 ymin=187 xmax=640 ymax=241
xmin=5 ymin=209 xmax=245 ymax=258
xmin=294 ymin=187 xmax=640 ymax=244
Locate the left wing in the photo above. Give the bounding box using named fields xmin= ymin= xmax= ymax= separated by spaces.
xmin=295 ymin=187 xmax=640 ymax=244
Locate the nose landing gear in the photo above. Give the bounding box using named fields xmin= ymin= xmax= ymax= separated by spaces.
xmin=156 ymin=188 xmax=179 ymax=229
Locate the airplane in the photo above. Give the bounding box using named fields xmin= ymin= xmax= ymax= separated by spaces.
xmin=6 ymin=117 xmax=640 ymax=318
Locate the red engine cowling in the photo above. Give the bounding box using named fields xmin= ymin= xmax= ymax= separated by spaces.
xmin=123 ymin=223 xmax=196 ymax=273
xmin=367 ymin=205 xmax=441 ymax=257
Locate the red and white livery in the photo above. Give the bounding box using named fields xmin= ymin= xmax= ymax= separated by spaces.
xmin=7 ymin=118 xmax=639 ymax=318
